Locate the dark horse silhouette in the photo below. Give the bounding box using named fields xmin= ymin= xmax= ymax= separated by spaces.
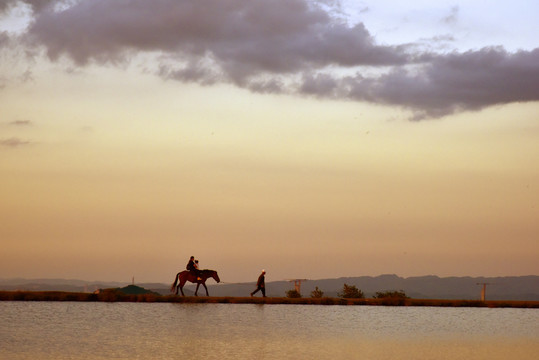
xmin=170 ymin=269 xmax=220 ymax=296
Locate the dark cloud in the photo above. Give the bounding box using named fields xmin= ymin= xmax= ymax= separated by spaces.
xmin=375 ymin=47 xmax=539 ymax=119
xmin=300 ymin=72 xmax=340 ymax=98
xmin=11 ymin=0 xmax=539 ymax=119
xmin=25 ymin=0 xmax=411 ymax=72
xmin=311 ymin=47 xmax=539 ymax=119
xmin=0 ymin=31 xmax=9 ymax=48
xmin=0 ymin=137 xmax=31 ymax=147
xmin=0 ymin=2 xmax=10 ymax=13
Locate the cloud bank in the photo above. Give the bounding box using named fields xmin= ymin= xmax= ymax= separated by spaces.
xmin=4 ymin=0 xmax=539 ymax=119
xmin=0 ymin=137 xmax=31 ymax=148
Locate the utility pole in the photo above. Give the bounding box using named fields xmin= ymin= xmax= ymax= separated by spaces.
xmin=476 ymin=283 xmax=491 ymax=301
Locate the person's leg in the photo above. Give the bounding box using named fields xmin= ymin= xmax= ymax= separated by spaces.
xmin=261 ymin=287 xmax=266 ymax=297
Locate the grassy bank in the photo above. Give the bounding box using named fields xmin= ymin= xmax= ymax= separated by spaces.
xmin=1 ymin=291 xmax=538 ymax=308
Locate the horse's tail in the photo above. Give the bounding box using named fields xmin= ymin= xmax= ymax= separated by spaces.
xmin=170 ymin=272 xmax=180 ymax=293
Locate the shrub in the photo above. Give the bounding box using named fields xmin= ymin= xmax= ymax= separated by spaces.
xmin=338 ymin=284 xmax=364 ymax=298
xmin=310 ymin=286 xmax=324 ymax=298
xmin=286 ymin=289 xmax=301 ymax=298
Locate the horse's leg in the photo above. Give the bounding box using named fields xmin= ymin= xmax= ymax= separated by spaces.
xmin=202 ymin=283 xmax=209 ymax=296
xmin=195 ymin=283 xmax=200 ymax=296
xmin=179 ymin=275 xmax=187 ymax=296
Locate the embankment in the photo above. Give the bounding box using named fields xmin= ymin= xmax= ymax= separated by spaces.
xmin=1 ymin=291 xmax=538 ymax=308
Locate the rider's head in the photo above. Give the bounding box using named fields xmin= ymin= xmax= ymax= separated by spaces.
xmin=190 ymin=256 xmax=194 ymax=260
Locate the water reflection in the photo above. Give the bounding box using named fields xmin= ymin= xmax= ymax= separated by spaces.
xmin=1 ymin=302 xmax=537 ymax=359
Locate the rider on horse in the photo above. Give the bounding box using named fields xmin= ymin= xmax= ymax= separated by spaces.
xmin=186 ymin=256 xmax=202 ymax=280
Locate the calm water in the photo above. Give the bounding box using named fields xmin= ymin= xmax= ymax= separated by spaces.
xmin=1 ymin=302 xmax=538 ymax=359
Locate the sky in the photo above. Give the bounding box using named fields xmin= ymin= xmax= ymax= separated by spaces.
xmin=1 ymin=0 xmax=538 ymax=284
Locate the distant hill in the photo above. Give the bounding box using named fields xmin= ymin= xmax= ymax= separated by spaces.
xmin=1 ymin=275 xmax=538 ymax=300
xmin=0 ymin=278 xmax=125 ymax=293
xmin=0 ymin=278 xmax=189 ymax=296
xmin=205 ymin=275 xmax=539 ymax=300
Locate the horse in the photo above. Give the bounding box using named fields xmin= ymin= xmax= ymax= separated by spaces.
xmin=170 ymin=269 xmax=220 ymax=296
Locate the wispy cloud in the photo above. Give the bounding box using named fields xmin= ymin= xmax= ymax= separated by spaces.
xmin=9 ymin=120 xmax=33 ymax=126
xmin=0 ymin=137 xmax=31 ymax=148
xmin=442 ymin=6 xmax=459 ymax=25
xmin=359 ymin=6 xmax=370 ymax=14
xmin=5 ymin=0 xmax=539 ymax=119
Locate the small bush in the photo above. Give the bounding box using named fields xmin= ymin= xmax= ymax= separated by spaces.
xmin=286 ymin=289 xmax=301 ymax=298
xmin=310 ymin=287 xmax=324 ymax=298
xmin=338 ymin=284 xmax=364 ymax=299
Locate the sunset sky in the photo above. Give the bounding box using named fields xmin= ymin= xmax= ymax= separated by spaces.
xmin=1 ymin=0 xmax=538 ymax=284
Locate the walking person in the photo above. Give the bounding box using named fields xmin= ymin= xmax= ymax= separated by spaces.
xmin=251 ymin=269 xmax=266 ymax=297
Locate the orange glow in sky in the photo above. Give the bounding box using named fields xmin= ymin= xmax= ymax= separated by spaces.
xmin=1 ymin=0 xmax=538 ymax=283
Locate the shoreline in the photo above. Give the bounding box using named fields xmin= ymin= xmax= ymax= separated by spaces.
xmin=1 ymin=291 xmax=538 ymax=308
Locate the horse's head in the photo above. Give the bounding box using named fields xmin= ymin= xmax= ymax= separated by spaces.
xmin=212 ymin=271 xmax=220 ymax=283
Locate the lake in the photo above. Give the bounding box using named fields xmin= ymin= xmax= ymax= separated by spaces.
xmin=1 ymin=302 xmax=538 ymax=359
